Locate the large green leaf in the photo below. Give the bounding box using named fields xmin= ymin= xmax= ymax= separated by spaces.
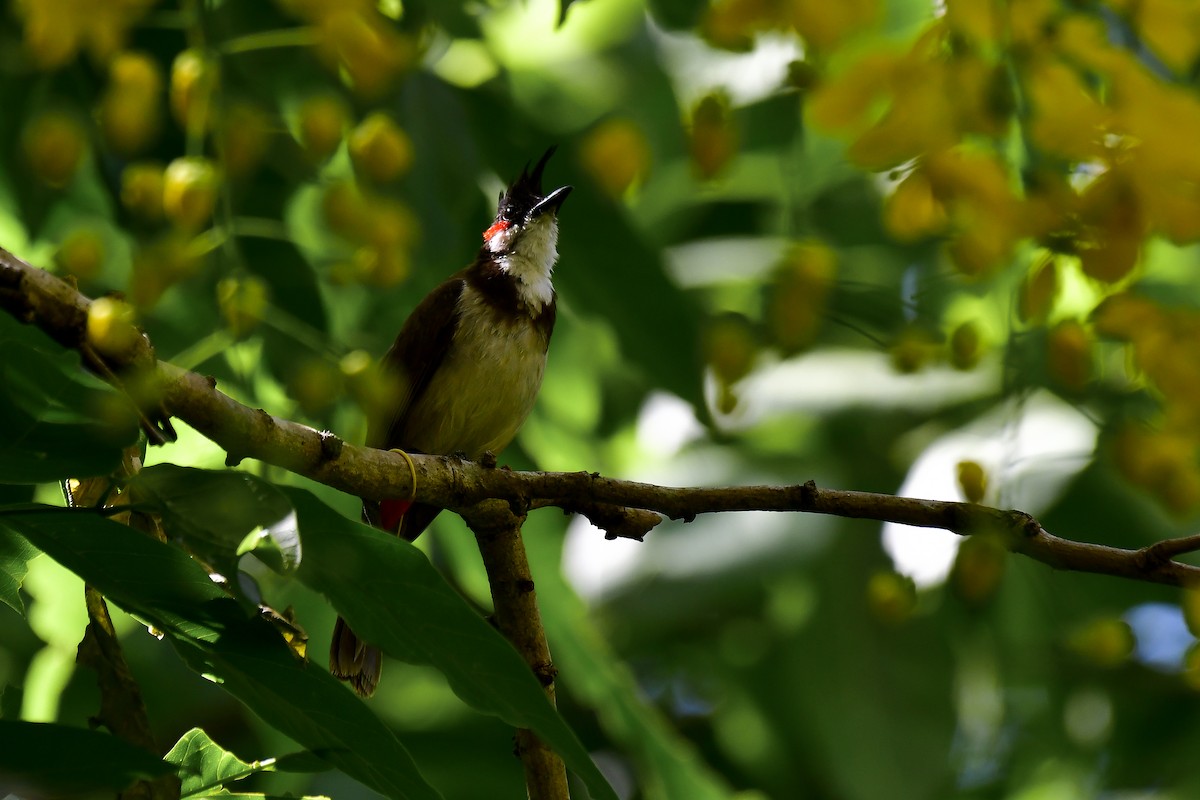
xmin=0 ymin=719 xmax=173 ymax=796
xmin=123 ymin=465 xmax=616 ymax=800
xmin=410 ymin=0 xmax=481 ymax=37
xmin=558 ymin=186 xmax=704 ymax=410
xmin=1 ymin=509 xmax=440 ymax=800
xmin=281 ymin=486 xmax=618 ymax=800
xmin=131 ymin=467 xmax=300 ymax=582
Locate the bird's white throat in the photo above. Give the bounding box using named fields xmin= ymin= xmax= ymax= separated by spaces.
xmin=489 ymin=217 xmax=558 ymax=311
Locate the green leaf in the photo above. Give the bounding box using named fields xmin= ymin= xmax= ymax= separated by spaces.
xmin=129 ymin=465 xmax=614 ymax=799
xmin=1 ymin=682 xmax=22 ymax=718
xmin=3 ymin=508 xmax=441 ymax=800
xmin=0 ymin=719 xmax=173 ymax=796
xmin=413 ymin=0 xmax=481 ymax=37
xmin=184 ymin=794 xmax=329 ymax=800
xmin=0 ymin=336 xmax=139 ymax=484
xmin=0 ymin=525 xmax=37 ymax=614
xmin=165 ymin=727 xmax=327 ymax=798
xmin=166 ymin=727 xmax=259 ymax=796
xmin=283 ymin=487 xmax=619 ymax=800
xmin=131 ymin=466 xmax=301 ymax=581
xmin=559 ymin=199 xmax=703 ymax=411
xmin=185 ymin=794 xmax=329 ymax=800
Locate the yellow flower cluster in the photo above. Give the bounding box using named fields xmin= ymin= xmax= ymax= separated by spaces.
xmin=1088 ymin=293 xmax=1200 ymax=511
xmin=703 ymin=2 xmax=1200 ymax=511
xmin=14 ymin=0 xmax=156 ymax=69
xmin=810 ymin=2 xmax=1200 ymax=277
xmin=275 ymin=0 xmax=415 ymax=97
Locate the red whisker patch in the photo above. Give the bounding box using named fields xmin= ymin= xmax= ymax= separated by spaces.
xmin=483 ymin=220 xmax=510 ymax=241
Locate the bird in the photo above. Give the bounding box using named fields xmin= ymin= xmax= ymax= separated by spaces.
xmin=330 ymin=147 xmax=571 ymax=696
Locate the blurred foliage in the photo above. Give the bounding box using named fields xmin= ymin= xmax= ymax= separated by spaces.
xmin=3 ymin=0 xmax=1200 ymax=798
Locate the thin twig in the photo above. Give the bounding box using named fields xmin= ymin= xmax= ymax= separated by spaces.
xmin=69 ymin=465 xmax=181 ymax=800
xmin=1137 ymin=532 xmax=1200 ymax=570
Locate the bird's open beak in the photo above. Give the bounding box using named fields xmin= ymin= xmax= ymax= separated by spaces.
xmin=529 ymin=185 xmax=572 ymax=220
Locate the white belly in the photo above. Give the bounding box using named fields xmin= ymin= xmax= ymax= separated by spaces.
xmin=403 ymin=292 xmax=547 ymax=458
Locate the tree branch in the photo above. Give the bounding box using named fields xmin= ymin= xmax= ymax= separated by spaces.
xmin=465 ymin=500 xmax=568 ymax=800
xmin=4 ymin=248 xmax=1200 ymax=593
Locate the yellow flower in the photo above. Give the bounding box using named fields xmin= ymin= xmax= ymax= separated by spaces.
xmin=767 ymin=242 xmax=837 ymax=353
xmin=1075 ymin=171 xmax=1143 ymax=284
xmin=1126 ymin=0 xmax=1200 ymax=74
xmin=787 ymin=0 xmax=879 ymax=52
xmin=1024 ymin=60 xmax=1110 ymax=162
xmin=945 ymin=0 xmax=1000 ymax=46
xmin=690 ymin=94 xmax=738 ymax=180
xmin=1019 ymin=253 xmax=1059 ymax=325
xmin=1046 ymin=320 xmax=1092 ymax=392
xmin=15 ymin=0 xmax=156 ymax=69
xmin=579 ymin=118 xmax=651 ymax=197
xmin=808 ymin=51 xmax=900 ymax=132
xmin=925 ymin=149 xmax=1023 ymax=275
xmin=884 ymin=169 xmax=947 ymax=242
xmin=847 ymin=58 xmax=957 ymax=170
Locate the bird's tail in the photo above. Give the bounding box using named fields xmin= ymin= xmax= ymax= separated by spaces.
xmin=329 ymin=615 xmax=382 ymax=697
xmin=329 ymin=497 xmax=432 ymax=696
xmin=327 ymin=498 xmax=415 ymax=697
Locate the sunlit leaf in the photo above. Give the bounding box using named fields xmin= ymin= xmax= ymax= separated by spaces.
xmin=165 ymin=727 xmax=326 ymax=798
xmin=0 ymin=525 xmax=36 ymax=614
xmin=167 ymin=727 xmax=258 ymax=796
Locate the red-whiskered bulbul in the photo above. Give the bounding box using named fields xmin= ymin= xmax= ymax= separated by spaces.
xmin=330 ymin=147 xmax=571 ymax=696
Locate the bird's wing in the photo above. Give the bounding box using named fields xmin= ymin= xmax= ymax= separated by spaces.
xmin=368 ymin=273 xmax=466 ymax=452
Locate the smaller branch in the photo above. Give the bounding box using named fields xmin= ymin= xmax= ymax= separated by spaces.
xmin=464 ymin=500 xmax=568 ymax=800
xmin=1136 ymin=532 xmax=1200 ymax=571
xmin=533 ymin=497 xmax=662 ymax=541
xmin=79 ymin=588 xmax=181 ymax=800
xmin=70 ymin=465 xmax=180 ymax=800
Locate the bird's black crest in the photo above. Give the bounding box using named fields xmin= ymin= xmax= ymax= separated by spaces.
xmin=496 ymin=146 xmax=556 ymax=224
